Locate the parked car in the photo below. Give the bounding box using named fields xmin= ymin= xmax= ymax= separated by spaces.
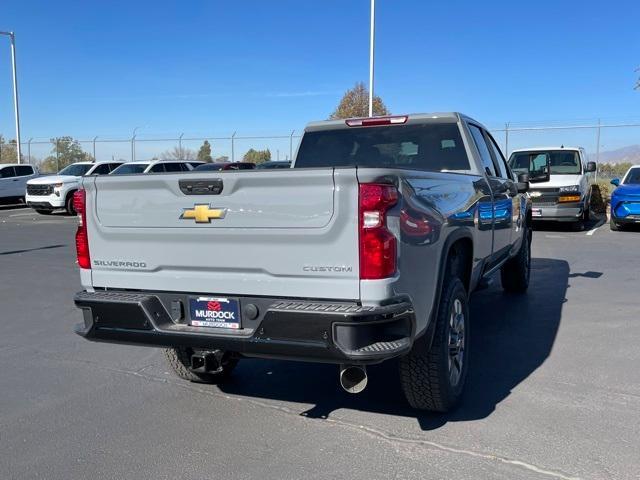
xmin=72 ymin=113 xmax=532 ymax=412
xmin=609 ymin=165 xmax=640 ymax=231
xmin=0 ymin=163 xmax=38 ymax=203
xmin=26 ymin=161 xmax=121 ymax=214
xmin=110 ymin=160 xmax=195 ymax=175
xmin=257 ymin=161 xmax=291 ymax=169
xmin=193 ymin=162 xmax=256 ymax=171
xmin=186 ymin=161 xmax=206 ymax=169
xmin=508 ymin=146 xmax=596 ymax=229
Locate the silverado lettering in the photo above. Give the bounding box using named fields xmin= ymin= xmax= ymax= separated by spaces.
xmin=93 ymin=260 xmax=147 ymax=268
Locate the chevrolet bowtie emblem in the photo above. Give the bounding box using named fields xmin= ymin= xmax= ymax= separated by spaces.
xmin=180 ymin=205 xmax=227 ymax=223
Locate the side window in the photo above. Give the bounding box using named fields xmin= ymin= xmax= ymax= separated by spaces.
xmin=149 ymin=164 xmax=165 ymax=173
xmin=468 ymin=124 xmax=497 ymax=176
xmin=15 ymin=165 xmax=34 ymax=176
xmin=1 ymin=166 xmax=16 ymax=178
xmin=92 ymin=164 xmax=111 ymax=175
xmin=163 ymin=163 xmax=183 ymax=172
xmin=485 ymin=133 xmax=510 ymax=179
xmin=108 ymin=163 xmax=122 ymax=172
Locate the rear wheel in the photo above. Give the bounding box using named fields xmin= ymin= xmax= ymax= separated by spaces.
xmin=501 ymin=226 xmax=532 ymax=293
xmin=164 ymin=347 xmax=238 ymax=383
xmin=399 ymin=276 xmax=469 ymax=412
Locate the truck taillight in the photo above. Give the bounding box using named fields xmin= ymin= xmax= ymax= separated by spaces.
xmin=346 ymin=116 xmax=408 ymax=127
xmin=74 ymin=189 xmax=91 ymax=269
xmin=359 ymin=183 xmax=398 ymax=279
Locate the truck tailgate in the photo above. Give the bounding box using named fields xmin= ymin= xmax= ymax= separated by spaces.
xmin=83 ymin=169 xmax=361 ymax=300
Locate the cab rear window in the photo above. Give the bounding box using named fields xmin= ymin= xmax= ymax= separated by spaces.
xmin=295 ymin=123 xmax=470 ymax=171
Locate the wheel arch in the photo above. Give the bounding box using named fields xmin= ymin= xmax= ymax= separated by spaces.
xmin=420 ymin=229 xmax=474 ymax=351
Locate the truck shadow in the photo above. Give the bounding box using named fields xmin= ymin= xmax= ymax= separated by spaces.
xmin=218 ymin=257 xmax=570 ymax=430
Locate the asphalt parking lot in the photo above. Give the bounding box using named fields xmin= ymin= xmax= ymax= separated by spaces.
xmin=1 ymin=205 xmax=639 ymax=480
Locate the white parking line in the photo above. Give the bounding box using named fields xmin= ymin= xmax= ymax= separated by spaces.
xmin=0 ymin=207 xmax=29 ymax=213
xmin=9 ymin=212 xmax=39 ymax=217
xmin=586 ymin=218 xmax=605 ymax=236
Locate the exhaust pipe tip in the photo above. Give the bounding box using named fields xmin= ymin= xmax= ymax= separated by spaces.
xmin=339 ymin=365 xmax=368 ymax=394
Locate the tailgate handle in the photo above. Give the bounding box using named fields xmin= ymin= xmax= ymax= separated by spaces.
xmin=179 ymin=178 xmax=223 ymax=195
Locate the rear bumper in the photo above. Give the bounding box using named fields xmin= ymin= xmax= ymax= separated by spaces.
xmin=74 ymin=290 xmax=415 ymax=365
xmin=531 ymin=202 xmax=584 ymax=222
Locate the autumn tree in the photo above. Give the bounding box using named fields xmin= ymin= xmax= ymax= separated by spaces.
xmin=329 ymin=82 xmax=390 ymax=119
xmin=243 ymin=148 xmax=271 ymax=164
xmin=39 ymin=137 xmax=93 ymax=173
xmin=197 ymin=140 xmax=213 ymax=162
xmin=0 ymin=135 xmax=18 ymax=163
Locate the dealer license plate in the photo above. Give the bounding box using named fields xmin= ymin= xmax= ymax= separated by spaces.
xmin=189 ymin=297 xmax=241 ymax=329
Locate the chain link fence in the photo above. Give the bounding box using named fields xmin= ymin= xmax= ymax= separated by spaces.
xmin=1 ymin=121 xmax=639 ymax=176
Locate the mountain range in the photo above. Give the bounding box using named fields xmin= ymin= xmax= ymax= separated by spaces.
xmin=589 ymin=145 xmax=640 ymax=164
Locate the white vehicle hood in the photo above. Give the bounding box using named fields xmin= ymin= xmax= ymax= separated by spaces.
xmin=532 ymin=174 xmax=583 ymax=189
xmin=27 ymin=175 xmax=80 ymax=185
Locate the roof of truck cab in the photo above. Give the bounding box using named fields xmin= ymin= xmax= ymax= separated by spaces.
xmin=510 ymin=146 xmax=584 ymax=153
xmin=304 ymin=112 xmax=480 ymax=132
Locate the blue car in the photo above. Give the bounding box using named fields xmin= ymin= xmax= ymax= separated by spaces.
xmin=610 ymin=165 xmax=640 ymax=230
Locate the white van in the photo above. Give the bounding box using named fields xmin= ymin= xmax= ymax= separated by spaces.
xmin=0 ymin=164 xmax=38 ymax=202
xmin=508 ymin=146 xmax=596 ymax=228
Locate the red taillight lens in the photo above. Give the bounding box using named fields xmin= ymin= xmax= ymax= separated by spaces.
xmin=74 ymin=189 xmax=91 ymax=269
xmin=359 ymin=184 xmax=398 ymax=279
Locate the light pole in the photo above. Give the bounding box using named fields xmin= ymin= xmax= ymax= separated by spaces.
xmin=0 ymin=31 xmax=22 ymax=163
xmin=368 ymin=0 xmax=375 ymax=117
xmin=131 ymin=126 xmax=141 ymax=161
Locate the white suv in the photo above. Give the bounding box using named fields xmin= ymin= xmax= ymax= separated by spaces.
xmin=0 ymin=164 xmax=38 ymax=202
xmin=110 ymin=160 xmax=195 ymax=175
xmin=26 ymin=161 xmax=122 ymax=215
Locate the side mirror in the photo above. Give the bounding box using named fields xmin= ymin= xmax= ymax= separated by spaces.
xmin=516 ymin=173 xmax=529 ymax=193
xmin=586 ymin=161 xmax=597 ymax=173
xmin=528 ymin=170 xmax=550 ymax=183
xmin=610 ymin=178 xmax=620 ymax=187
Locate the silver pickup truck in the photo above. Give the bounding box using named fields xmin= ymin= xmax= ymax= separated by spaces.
xmin=73 ymin=113 xmax=532 ymax=412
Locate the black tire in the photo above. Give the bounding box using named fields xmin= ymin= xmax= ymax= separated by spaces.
xmin=571 ymin=219 xmax=584 ymax=231
xmin=501 ymin=226 xmax=532 ymax=293
xmin=35 ymin=209 xmax=52 ymax=215
xmin=582 ymin=204 xmax=590 ymax=222
xmin=65 ymin=192 xmax=77 ymax=215
xmin=610 ymin=217 xmax=620 ymax=231
xmin=164 ymin=347 xmax=238 ymax=383
xmin=399 ymin=276 xmax=470 ymax=412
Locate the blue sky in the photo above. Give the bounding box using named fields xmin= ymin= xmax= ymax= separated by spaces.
xmin=1 ymin=0 xmax=639 ymax=159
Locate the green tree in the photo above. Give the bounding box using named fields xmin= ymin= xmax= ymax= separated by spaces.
xmin=243 ymin=148 xmax=271 ymax=164
xmin=329 ymin=82 xmax=390 ymax=119
xmin=39 ymin=137 xmax=93 ymax=173
xmin=197 ymin=140 xmax=213 ymax=162
xmin=0 ymin=135 xmax=19 ymax=164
